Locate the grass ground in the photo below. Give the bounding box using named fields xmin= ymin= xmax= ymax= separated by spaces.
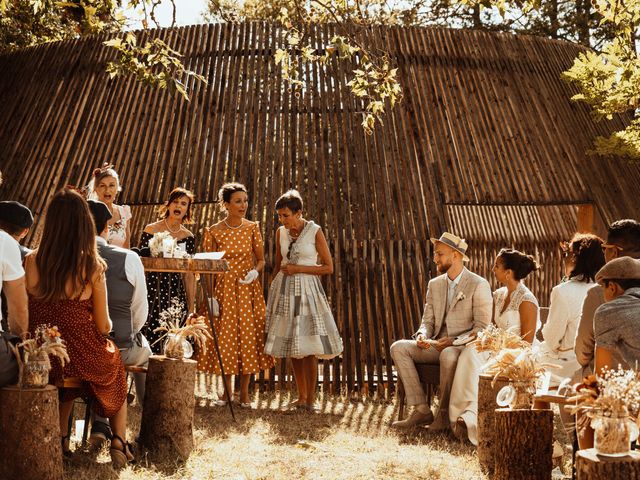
xmin=63 ymin=380 xmax=571 ymax=479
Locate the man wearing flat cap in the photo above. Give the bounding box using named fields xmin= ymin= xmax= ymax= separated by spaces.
xmin=0 ymin=201 xmax=34 ymax=260
xmin=391 ymin=232 xmax=492 ymax=430
xmin=593 ymin=257 xmax=640 ymax=374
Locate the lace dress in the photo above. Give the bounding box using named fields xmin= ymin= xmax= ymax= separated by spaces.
xmin=195 ymin=222 xmax=274 ymax=375
xmin=107 ymin=204 xmax=132 ymax=248
xmin=139 ymin=232 xmax=196 ymax=353
xmin=28 ymin=290 xmax=127 ymax=417
xmin=264 ymin=221 xmax=343 ymax=359
xmin=449 ymin=283 xmax=539 ymax=445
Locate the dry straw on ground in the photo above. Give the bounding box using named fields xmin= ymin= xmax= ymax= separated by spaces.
xmin=63 ymin=376 xmax=487 ymax=480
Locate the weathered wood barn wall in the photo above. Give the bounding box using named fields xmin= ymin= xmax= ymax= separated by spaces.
xmin=1 ymin=23 xmax=638 ymax=394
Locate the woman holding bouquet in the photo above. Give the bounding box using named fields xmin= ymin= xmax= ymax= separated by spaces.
xmin=264 ymin=190 xmax=343 ymax=411
xmin=139 ymin=187 xmax=196 ymax=353
xmin=449 ymin=249 xmax=539 ymax=444
xmin=87 ymin=163 xmax=132 ymax=248
xmin=196 ymin=183 xmax=274 ymax=407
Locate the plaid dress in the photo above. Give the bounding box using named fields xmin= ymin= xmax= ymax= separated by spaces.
xmin=264 ymin=221 xmax=343 ymax=359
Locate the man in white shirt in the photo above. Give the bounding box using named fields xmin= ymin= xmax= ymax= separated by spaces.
xmin=0 ymin=224 xmax=29 ymax=386
xmin=87 ymin=200 xmax=150 ymax=445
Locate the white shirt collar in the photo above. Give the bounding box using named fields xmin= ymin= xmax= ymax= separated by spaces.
xmin=96 ymin=236 xmax=108 ymax=246
xmin=447 ymin=269 xmax=464 ymax=288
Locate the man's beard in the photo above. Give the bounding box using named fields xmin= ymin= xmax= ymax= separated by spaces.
xmin=437 ymin=261 xmax=451 ymax=274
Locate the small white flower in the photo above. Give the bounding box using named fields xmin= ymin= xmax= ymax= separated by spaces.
xmin=456 ymin=292 xmax=466 ymax=302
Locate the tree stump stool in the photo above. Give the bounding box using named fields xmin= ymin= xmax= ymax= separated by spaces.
xmin=494 ymin=407 xmax=554 ymax=480
xmin=0 ymin=385 xmax=63 ymax=480
xmin=139 ymin=355 xmax=197 ymax=461
xmin=477 ymin=374 xmax=509 ymax=475
xmin=576 ymin=449 xmax=640 ymax=479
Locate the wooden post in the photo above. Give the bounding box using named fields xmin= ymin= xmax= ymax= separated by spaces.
xmin=0 ymin=385 xmax=63 ymax=480
xmin=576 ymin=449 xmax=640 ymax=479
xmin=477 ymin=374 xmax=509 ymax=475
xmin=494 ymin=408 xmax=554 ymax=480
xmin=139 ymin=356 xmax=197 ymax=461
xmin=577 ymin=204 xmax=594 ymax=233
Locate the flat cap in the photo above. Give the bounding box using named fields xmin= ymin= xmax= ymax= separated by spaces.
xmin=87 ymin=200 xmax=112 ymax=233
xmin=596 ymin=257 xmax=640 ymax=284
xmin=0 ymin=201 xmax=34 ymax=229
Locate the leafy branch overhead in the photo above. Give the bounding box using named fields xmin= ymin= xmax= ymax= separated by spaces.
xmin=104 ymin=32 xmax=207 ymax=101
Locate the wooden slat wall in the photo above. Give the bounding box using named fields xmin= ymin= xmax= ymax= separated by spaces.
xmin=1 ymin=23 xmax=639 ymax=395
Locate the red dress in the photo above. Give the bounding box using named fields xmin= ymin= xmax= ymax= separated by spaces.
xmin=28 ymin=295 xmax=127 ymax=417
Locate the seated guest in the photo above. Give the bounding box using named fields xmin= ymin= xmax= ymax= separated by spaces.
xmin=24 ymin=189 xmax=133 ymax=467
xmin=0 ymin=201 xmax=34 ymax=330
xmin=539 ymin=234 xmax=605 ymax=386
xmin=390 ymin=233 xmax=492 ymax=430
xmin=575 ymin=219 xmax=640 ymax=375
xmin=0 ymin=214 xmax=28 ymax=387
xmin=87 ymin=200 xmax=151 ymax=446
xmin=594 ymin=257 xmax=640 ymax=374
xmin=0 ymin=200 xmax=34 ymax=260
xmin=449 ymin=248 xmax=539 ymax=444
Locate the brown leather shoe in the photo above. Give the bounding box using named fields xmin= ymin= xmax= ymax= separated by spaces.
xmin=392 ymin=408 xmax=434 ymax=428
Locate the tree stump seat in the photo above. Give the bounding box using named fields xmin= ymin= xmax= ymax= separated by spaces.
xmin=0 ymin=384 xmax=63 ymax=480
xmin=494 ymin=407 xmax=554 ymax=480
xmin=138 ymin=355 xmax=197 ymax=461
xmin=576 ymin=449 xmax=640 ymax=479
xmin=477 ymin=374 xmax=510 ymax=475
xmin=396 ymin=363 xmax=439 ymax=420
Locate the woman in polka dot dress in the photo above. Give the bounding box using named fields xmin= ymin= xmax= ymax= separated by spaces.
xmin=264 ymin=190 xmax=343 ymax=411
xmin=196 ymin=183 xmax=274 ymax=407
xmin=139 ymin=187 xmax=196 ymax=353
xmin=25 ymin=189 xmax=132 ymax=467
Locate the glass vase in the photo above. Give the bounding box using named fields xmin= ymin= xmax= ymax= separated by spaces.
xmin=496 ymin=380 xmax=535 ymax=410
xmin=592 ymin=413 xmax=639 ymax=457
xmin=163 ymin=334 xmax=193 ymax=359
xmin=22 ymin=357 xmax=50 ymax=388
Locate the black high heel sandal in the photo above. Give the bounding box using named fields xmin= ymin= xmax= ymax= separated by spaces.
xmin=110 ymin=434 xmax=135 ymax=468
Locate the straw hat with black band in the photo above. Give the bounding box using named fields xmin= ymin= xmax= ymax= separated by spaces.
xmin=430 ymin=232 xmax=470 ymax=263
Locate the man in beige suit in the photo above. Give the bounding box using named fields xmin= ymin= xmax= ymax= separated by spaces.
xmin=391 ymin=233 xmax=492 ymax=429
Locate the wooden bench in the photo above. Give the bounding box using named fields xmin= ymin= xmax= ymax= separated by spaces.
xmin=55 ymin=376 xmax=94 ymax=448
xmin=396 ymin=364 xmax=440 ymax=420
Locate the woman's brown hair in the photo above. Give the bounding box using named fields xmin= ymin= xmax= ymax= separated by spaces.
xmin=35 ymin=189 xmax=106 ymax=301
xmin=159 ymin=187 xmax=195 ymax=223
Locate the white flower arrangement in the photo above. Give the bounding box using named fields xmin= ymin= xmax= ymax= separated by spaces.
xmin=148 ymin=231 xmax=176 ymax=258
xmin=456 ymin=291 xmax=466 ymax=302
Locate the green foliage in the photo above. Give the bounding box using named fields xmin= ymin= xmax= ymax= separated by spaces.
xmin=104 ymin=31 xmax=207 ymax=101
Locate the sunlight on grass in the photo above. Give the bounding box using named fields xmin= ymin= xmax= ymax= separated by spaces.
xmin=64 ymin=381 xmax=487 ymax=479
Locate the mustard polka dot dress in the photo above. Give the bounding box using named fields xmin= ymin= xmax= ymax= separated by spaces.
xmin=196 ymin=222 xmax=274 ymax=375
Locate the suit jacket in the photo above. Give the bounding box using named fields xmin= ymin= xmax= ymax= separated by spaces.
xmin=415 ymin=267 xmax=492 ymax=339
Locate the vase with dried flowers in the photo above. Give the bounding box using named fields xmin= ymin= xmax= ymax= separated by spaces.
xmin=482 ymin=346 xmax=551 ymax=410
xmin=154 ymin=298 xmax=212 ymax=359
xmin=567 ymin=368 xmax=640 ymax=456
xmin=13 ymin=325 xmax=70 ymax=388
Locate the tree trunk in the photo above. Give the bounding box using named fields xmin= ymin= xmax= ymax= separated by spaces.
xmin=139 ymin=355 xmax=197 ymax=461
xmin=576 ymin=449 xmax=640 ymax=479
xmin=0 ymin=385 xmax=63 ymax=480
xmin=494 ymin=408 xmax=554 ymax=480
xmin=576 ymin=0 xmax=591 ymax=47
xmin=477 ymin=374 xmax=509 ymax=475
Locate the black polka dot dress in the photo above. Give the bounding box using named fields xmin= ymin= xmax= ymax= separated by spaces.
xmin=139 ymin=232 xmax=196 ymax=353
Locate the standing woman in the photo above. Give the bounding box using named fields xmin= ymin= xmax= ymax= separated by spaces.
xmin=449 ymin=248 xmax=539 ymax=444
xmin=197 ymin=183 xmax=274 ymax=407
xmin=25 ymin=189 xmax=132 ymax=467
xmin=139 ymin=187 xmax=196 ymax=352
xmin=265 ymin=190 xmax=343 ymax=411
xmin=88 ymin=163 xmax=132 ymax=248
